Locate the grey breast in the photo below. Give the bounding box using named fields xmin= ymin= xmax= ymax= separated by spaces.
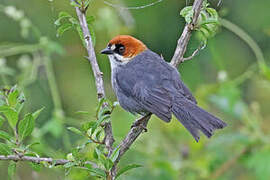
xmin=111 ymin=64 xmax=146 ymax=115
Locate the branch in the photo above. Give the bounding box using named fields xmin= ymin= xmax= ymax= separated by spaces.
xmin=74 ymin=4 xmax=115 ymax=155
xmin=170 ymin=0 xmax=204 ymax=67
xmin=0 ymin=155 xmax=98 ymax=167
xmin=0 ymin=155 xmax=69 ymax=166
xmin=103 ymin=0 xmax=163 ymax=10
xmin=182 ymin=43 xmax=206 ymax=62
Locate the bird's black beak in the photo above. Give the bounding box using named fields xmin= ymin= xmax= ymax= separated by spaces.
xmin=100 ymin=47 xmax=114 ymax=55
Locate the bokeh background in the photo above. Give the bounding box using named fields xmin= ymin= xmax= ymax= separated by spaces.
xmin=0 ymin=0 xmax=270 ymax=179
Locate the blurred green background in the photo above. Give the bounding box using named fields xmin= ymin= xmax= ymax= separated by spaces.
xmin=1 ymin=0 xmax=270 ymax=179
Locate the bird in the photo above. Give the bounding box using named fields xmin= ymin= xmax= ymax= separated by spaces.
xmin=100 ymin=35 xmax=226 ymax=142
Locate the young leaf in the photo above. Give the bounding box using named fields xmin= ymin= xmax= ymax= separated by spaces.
xmin=18 ymin=114 xmax=35 ymax=140
xmin=81 ymin=121 xmax=95 ymax=132
xmin=70 ymin=0 xmax=81 ymax=8
xmin=57 ymin=23 xmax=72 ymax=37
xmin=96 ymin=98 xmax=105 ymax=117
xmin=0 ymin=142 xmax=11 ymax=155
xmin=7 ymin=88 xmax=19 ymax=107
xmin=91 ymin=114 xmax=110 ymax=134
xmin=86 ymin=167 xmax=106 ymax=178
xmin=75 ymin=111 xmax=90 ymax=116
xmin=104 ymin=158 xmax=113 ymax=171
xmin=15 ymin=92 xmax=25 ymax=114
xmin=75 ymin=25 xmax=86 ymax=47
xmin=0 ymin=130 xmax=12 ymax=141
xmin=110 ymin=146 xmax=120 ymax=162
xmin=94 ymin=129 xmax=103 ymax=142
xmin=88 ymin=23 xmax=96 ymax=46
xmin=32 ymin=107 xmax=44 ymax=120
xmin=68 ymin=17 xmax=79 ymax=25
xmin=63 ymin=162 xmax=76 ymax=168
xmin=54 ymin=11 xmax=72 ymax=26
xmin=25 ymin=142 xmax=40 ymax=150
xmin=93 ymin=147 xmax=101 ymax=160
xmin=67 ymin=127 xmax=84 ymax=136
xmin=116 ymin=164 xmax=142 ymax=179
xmin=8 ymin=161 xmax=16 ymax=180
xmin=0 ymin=106 xmax=18 ymax=129
xmin=180 ymin=6 xmax=193 ymax=24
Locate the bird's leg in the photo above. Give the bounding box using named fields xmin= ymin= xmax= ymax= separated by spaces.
xmin=131 ymin=113 xmax=151 ymax=132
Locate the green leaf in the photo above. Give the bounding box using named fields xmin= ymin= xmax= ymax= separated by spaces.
xmin=0 ymin=130 xmax=12 ymax=141
xmin=76 ymin=25 xmax=86 ymax=47
xmin=93 ymin=147 xmax=101 ymax=160
xmin=57 ymin=23 xmax=72 ymax=37
xmin=81 ymin=121 xmax=96 ymax=132
xmin=68 ymin=17 xmax=79 ymax=25
xmin=18 ymin=114 xmax=35 ymax=140
xmin=25 ymin=142 xmax=40 ymax=150
xmin=75 ymin=111 xmax=90 ymax=115
xmin=94 ymin=129 xmax=103 ymax=142
xmin=32 ymin=107 xmax=44 ymax=120
xmin=63 ymin=162 xmax=76 ymax=168
xmin=67 ymin=127 xmax=84 ymax=136
xmin=0 ymin=106 xmax=18 ymax=129
xmin=180 ymin=6 xmax=193 ymax=24
xmin=59 ymin=11 xmax=71 ymax=18
xmin=98 ymin=107 xmax=111 ymax=120
xmin=70 ymin=0 xmax=81 ymax=8
xmin=8 ymin=161 xmax=16 ymax=180
xmin=96 ymin=98 xmax=105 ymax=117
xmin=7 ymin=87 xmax=19 ymax=107
xmin=104 ymin=158 xmax=113 ymax=171
xmin=54 ymin=11 xmax=72 ymax=26
xmin=110 ymin=146 xmax=120 ymax=162
xmin=88 ymin=23 xmax=96 ymax=46
xmin=0 ymin=142 xmax=11 ymax=155
xmin=91 ymin=114 xmax=110 ymax=134
xmin=15 ymin=92 xmax=25 ymax=114
xmin=116 ymin=164 xmax=142 ymax=179
xmin=86 ymin=167 xmax=106 ymax=178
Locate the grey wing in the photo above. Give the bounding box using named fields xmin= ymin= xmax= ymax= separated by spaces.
xmin=115 ymin=61 xmax=173 ymax=122
xmin=132 ymin=81 xmax=172 ymax=122
xmin=172 ymin=70 xmax=197 ymax=104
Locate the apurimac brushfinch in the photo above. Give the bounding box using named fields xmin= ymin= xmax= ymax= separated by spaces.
xmin=101 ymin=35 xmax=226 ymax=142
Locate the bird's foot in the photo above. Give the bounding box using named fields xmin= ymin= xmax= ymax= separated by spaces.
xmin=131 ymin=118 xmax=148 ymax=132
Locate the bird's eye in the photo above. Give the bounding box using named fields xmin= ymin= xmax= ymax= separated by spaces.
xmin=118 ymin=46 xmax=125 ymax=54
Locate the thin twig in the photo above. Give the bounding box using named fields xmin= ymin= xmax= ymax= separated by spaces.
xmin=170 ymin=0 xmax=204 ymax=67
xmin=104 ymin=0 xmax=163 ymax=10
xmin=74 ymin=3 xmax=115 ymax=156
xmin=182 ymin=43 xmax=206 ymax=62
xmin=0 ymin=155 xmax=98 ymax=167
xmin=0 ymin=155 xmax=69 ymax=166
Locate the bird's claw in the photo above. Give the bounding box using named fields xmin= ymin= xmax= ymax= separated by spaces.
xmin=131 ymin=120 xmax=148 ymax=132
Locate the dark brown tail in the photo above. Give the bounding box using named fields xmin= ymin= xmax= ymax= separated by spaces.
xmin=172 ymin=96 xmax=227 ymax=142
